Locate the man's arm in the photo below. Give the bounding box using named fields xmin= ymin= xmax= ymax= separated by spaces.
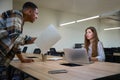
xmin=0 ymin=30 xmax=8 ymax=39
xmin=16 ymin=54 xmax=34 ymax=63
xmin=14 ymin=35 xmax=36 ymax=63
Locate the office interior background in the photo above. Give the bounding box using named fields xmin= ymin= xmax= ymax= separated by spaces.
xmin=0 ymin=0 xmax=120 ymax=53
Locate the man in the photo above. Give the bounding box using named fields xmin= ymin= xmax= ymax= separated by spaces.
xmin=0 ymin=2 xmax=38 ymax=67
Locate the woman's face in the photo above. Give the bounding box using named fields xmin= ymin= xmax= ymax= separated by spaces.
xmin=86 ymin=29 xmax=94 ymax=40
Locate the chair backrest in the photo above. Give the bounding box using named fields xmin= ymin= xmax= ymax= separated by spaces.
xmin=74 ymin=43 xmax=82 ymax=48
xmin=22 ymin=46 xmax=28 ymax=53
xmin=49 ymin=48 xmax=61 ymax=56
xmin=33 ymin=48 xmax=41 ymax=54
xmin=50 ymin=48 xmax=56 ymax=52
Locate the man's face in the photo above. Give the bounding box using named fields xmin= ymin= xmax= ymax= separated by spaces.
xmin=29 ymin=8 xmax=38 ymax=23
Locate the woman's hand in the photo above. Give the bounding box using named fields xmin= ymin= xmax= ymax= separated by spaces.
xmin=90 ymin=57 xmax=98 ymax=62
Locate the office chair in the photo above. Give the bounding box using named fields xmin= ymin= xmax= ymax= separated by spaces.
xmin=104 ymin=48 xmax=114 ymax=62
xmin=49 ymin=48 xmax=63 ymax=56
xmin=74 ymin=43 xmax=84 ymax=48
xmin=33 ymin=48 xmax=41 ymax=54
xmin=74 ymin=43 xmax=82 ymax=48
xmin=118 ymin=47 xmax=120 ymax=52
xmin=22 ymin=46 xmax=28 ymax=53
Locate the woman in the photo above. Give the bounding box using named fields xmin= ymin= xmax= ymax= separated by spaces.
xmin=84 ymin=27 xmax=105 ymax=62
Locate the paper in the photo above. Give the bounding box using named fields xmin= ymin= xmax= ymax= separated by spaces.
xmin=35 ymin=25 xmax=61 ymax=54
xmin=47 ymin=57 xmax=63 ymax=61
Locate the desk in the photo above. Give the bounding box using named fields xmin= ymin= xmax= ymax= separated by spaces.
xmin=113 ymin=53 xmax=120 ymax=63
xmin=10 ymin=54 xmax=120 ymax=80
xmin=114 ymin=53 xmax=120 ymax=56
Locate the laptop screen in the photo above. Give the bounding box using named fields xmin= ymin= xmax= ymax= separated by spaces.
xmin=63 ymin=48 xmax=90 ymax=64
xmin=34 ymin=25 xmax=61 ymax=54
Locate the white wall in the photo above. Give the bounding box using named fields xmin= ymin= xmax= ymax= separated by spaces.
xmin=53 ymin=12 xmax=99 ymax=50
xmin=99 ymin=19 xmax=120 ymax=47
xmin=20 ymin=8 xmax=120 ymax=53
xmin=1 ymin=0 xmax=120 ymax=53
xmin=21 ymin=8 xmax=100 ymax=52
xmin=22 ymin=8 xmax=60 ymax=53
xmin=0 ymin=0 xmax=13 ymax=14
xmin=13 ymin=1 xmax=120 ymax=53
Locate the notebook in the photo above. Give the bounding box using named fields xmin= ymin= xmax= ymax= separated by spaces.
xmin=34 ymin=25 xmax=61 ymax=54
xmin=63 ymin=48 xmax=90 ymax=65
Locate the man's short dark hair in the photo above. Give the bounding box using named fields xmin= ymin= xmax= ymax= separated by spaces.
xmin=22 ymin=2 xmax=38 ymax=10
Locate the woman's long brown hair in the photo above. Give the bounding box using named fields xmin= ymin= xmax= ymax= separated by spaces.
xmin=84 ymin=27 xmax=99 ymax=57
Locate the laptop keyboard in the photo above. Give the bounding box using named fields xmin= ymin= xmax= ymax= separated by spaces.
xmin=94 ymin=73 xmax=120 ymax=80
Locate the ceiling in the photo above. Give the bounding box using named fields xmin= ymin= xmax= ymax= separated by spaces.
xmin=13 ymin=0 xmax=120 ymax=23
xmin=13 ymin=0 xmax=120 ymax=17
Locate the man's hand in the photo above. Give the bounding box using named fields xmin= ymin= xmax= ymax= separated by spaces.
xmin=25 ymin=37 xmax=37 ymax=44
xmin=21 ymin=58 xmax=34 ymax=63
xmin=16 ymin=54 xmax=34 ymax=63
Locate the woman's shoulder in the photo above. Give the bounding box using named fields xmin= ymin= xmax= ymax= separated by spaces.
xmin=98 ymin=41 xmax=102 ymax=44
xmin=98 ymin=41 xmax=103 ymax=46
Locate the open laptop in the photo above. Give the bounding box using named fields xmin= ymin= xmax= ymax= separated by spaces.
xmin=34 ymin=24 xmax=61 ymax=54
xmin=63 ymin=48 xmax=90 ymax=66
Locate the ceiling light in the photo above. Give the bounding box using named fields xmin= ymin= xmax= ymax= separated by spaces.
xmin=60 ymin=21 xmax=76 ymax=26
xmin=59 ymin=15 xmax=99 ymax=26
xmin=76 ymin=15 xmax=99 ymax=23
xmin=104 ymin=27 xmax=120 ymax=30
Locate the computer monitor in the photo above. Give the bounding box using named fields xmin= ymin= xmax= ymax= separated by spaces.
xmin=34 ymin=25 xmax=61 ymax=54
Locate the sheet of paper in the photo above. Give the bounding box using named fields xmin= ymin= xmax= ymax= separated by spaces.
xmin=47 ymin=57 xmax=63 ymax=61
xmin=35 ymin=25 xmax=61 ymax=54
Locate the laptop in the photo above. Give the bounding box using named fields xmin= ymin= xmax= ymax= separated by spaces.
xmin=63 ymin=48 xmax=90 ymax=65
xmin=34 ymin=24 xmax=61 ymax=54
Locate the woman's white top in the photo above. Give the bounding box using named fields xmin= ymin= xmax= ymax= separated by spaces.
xmin=88 ymin=41 xmax=105 ymax=61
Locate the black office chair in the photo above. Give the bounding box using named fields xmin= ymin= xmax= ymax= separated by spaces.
xmin=49 ymin=48 xmax=63 ymax=56
xmin=74 ymin=43 xmax=82 ymax=48
xmin=104 ymin=48 xmax=114 ymax=62
xmin=49 ymin=48 xmax=56 ymax=55
xmin=22 ymin=46 xmax=28 ymax=53
xmin=33 ymin=48 xmax=41 ymax=54
xmin=118 ymin=47 xmax=120 ymax=52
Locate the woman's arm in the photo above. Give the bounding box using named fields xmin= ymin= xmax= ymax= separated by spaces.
xmin=96 ymin=41 xmax=105 ymax=61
